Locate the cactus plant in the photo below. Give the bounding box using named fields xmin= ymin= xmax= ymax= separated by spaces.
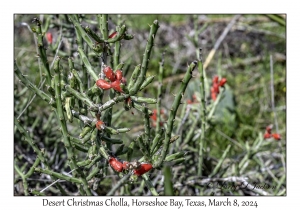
xmin=14 ymin=14 xmax=286 ymax=196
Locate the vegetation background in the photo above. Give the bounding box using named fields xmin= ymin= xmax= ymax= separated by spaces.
xmin=14 ymin=14 xmax=286 ymax=196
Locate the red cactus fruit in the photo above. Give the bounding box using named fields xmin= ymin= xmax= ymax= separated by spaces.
xmin=213 ymin=76 xmax=219 ymax=84
xmin=96 ymin=79 xmax=111 ymax=90
xmin=219 ymin=78 xmax=227 ymax=87
xmin=108 ymin=31 xmax=117 ymax=39
xmin=122 ymin=161 xmax=129 ymax=170
xmin=272 ymin=133 xmax=281 ymax=140
xmin=111 ymin=80 xmax=123 ymax=93
xmin=95 ymin=120 xmax=105 ymax=130
xmin=103 ymin=66 xmax=116 ymax=82
xmin=115 ymin=69 xmax=123 ymax=81
xmin=264 ymin=132 xmax=272 ymax=139
xmin=133 ymin=163 xmax=153 ymax=176
xmin=109 ymin=157 xmax=123 ymax=172
xmin=213 ymin=83 xmax=220 ymax=94
xmin=46 ymin=32 xmax=53 ymax=44
xmin=266 ymin=125 xmax=273 ymax=134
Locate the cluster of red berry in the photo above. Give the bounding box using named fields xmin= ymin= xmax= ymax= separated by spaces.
xmin=263 ymin=125 xmax=281 ymax=140
xmin=96 ymin=66 xmax=126 ymax=93
xmin=109 ymin=157 xmax=153 ymax=176
xmin=211 ymin=76 xmax=227 ymax=101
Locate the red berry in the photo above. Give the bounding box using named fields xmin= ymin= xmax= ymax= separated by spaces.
xmin=122 ymin=161 xmax=129 ymax=170
xmin=108 ymin=31 xmax=117 ymax=39
xmin=46 ymin=32 xmax=53 ymax=44
xmin=264 ymin=132 xmax=272 ymax=139
xmin=150 ymin=109 xmax=157 ymax=121
xmin=111 ymin=80 xmax=123 ymax=93
xmin=96 ymin=79 xmax=111 ymax=90
xmin=213 ymin=83 xmax=219 ymax=94
xmin=115 ymin=70 xmax=123 ymax=81
xmin=213 ymin=76 xmax=219 ymax=84
xmin=266 ymin=125 xmax=273 ymax=134
xmin=103 ymin=66 xmax=116 ymax=82
xmin=95 ymin=120 xmax=105 ymax=130
xmin=272 ymin=133 xmax=281 ymax=140
xmin=109 ymin=157 xmax=123 ymax=172
xmin=211 ymin=87 xmax=217 ymax=101
xmin=133 ymin=163 xmax=153 ymax=176
xmin=219 ymin=78 xmax=227 ymax=87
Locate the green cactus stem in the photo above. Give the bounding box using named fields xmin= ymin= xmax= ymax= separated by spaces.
xmin=77 ymin=46 xmax=99 ymax=81
xmin=197 ymin=50 xmax=207 ymax=177
xmin=15 ymin=117 xmax=48 ymax=164
xmin=131 ymin=96 xmax=157 ymax=104
xmin=71 ymin=69 xmax=84 ymax=93
xmin=113 ymin=35 xmax=121 ymax=69
xmin=115 ymin=62 xmax=125 ymax=71
xmin=115 ymin=144 xmax=125 ymax=156
xmin=100 ymin=14 xmax=109 ymax=40
xmin=129 ymin=20 xmax=159 ymax=94
xmin=154 ymin=61 xmax=197 ymax=168
xmin=183 ymin=114 xmax=199 ymax=145
xmin=86 ymin=163 xmax=102 ymax=181
xmin=97 ymin=94 xmax=128 ymax=113
xmin=84 ymin=26 xmax=104 ymax=43
xmin=14 ymin=118 xmax=67 ymax=194
xmin=53 ymin=56 xmax=92 ymax=195
xmin=30 ymin=190 xmax=45 ymax=196
xmin=152 ymin=135 xmax=179 ymax=156
xmin=65 ymin=97 xmax=73 ymax=123
xmin=209 ymin=145 xmax=231 ymax=177
xmin=123 ymin=33 xmax=134 ymax=40
xmin=128 ymin=64 xmax=141 ymax=90
xmin=68 ymin=15 xmax=101 ymax=55
xmin=74 ymin=143 xmax=90 ymax=153
xmin=163 ymin=166 xmax=174 ymax=196
xmin=101 ymin=135 xmax=123 ymax=144
xmin=106 ymin=25 xmax=126 ymax=43
xmin=86 ymin=83 xmax=103 ymax=98
xmin=142 ymin=174 xmax=159 ymax=196
xmin=14 ymin=61 xmax=54 ymax=106
xmin=131 ymin=101 xmax=153 ymax=116
xmin=32 ymin=18 xmax=52 ymax=85
xmin=35 ymin=168 xmax=82 ymax=184
xmin=107 ymin=173 xmax=132 ymax=196
xmin=14 ymin=158 xmax=41 ymax=196
xmin=142 ymin=106 xmax=151 ymax=150
xmin=156 ymin=52 xmax=165 ymax=133
xmin=170 ymin=157 xmax=185 ymax=166
xmin=165 ymin=151 xmax=186 ymax=162
xmin=79 ymin=126 xmax=93 ymax=139
xmin=127 ymin=141 xmax=135 ymax=162
xmin=150 ymin=128 xmax=165 ymax=155
xmin=71 ymin=110 xmax=93 ymax=125
xmin=65 ymin=85 xmax=98 ymax=111
xmin=85 ymin=155 xmax=102 ymax=170
xmin=139 ymin=75 xmax=156 ymax=91
xmin=104 ymin=126 xmax=130 ymax=135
